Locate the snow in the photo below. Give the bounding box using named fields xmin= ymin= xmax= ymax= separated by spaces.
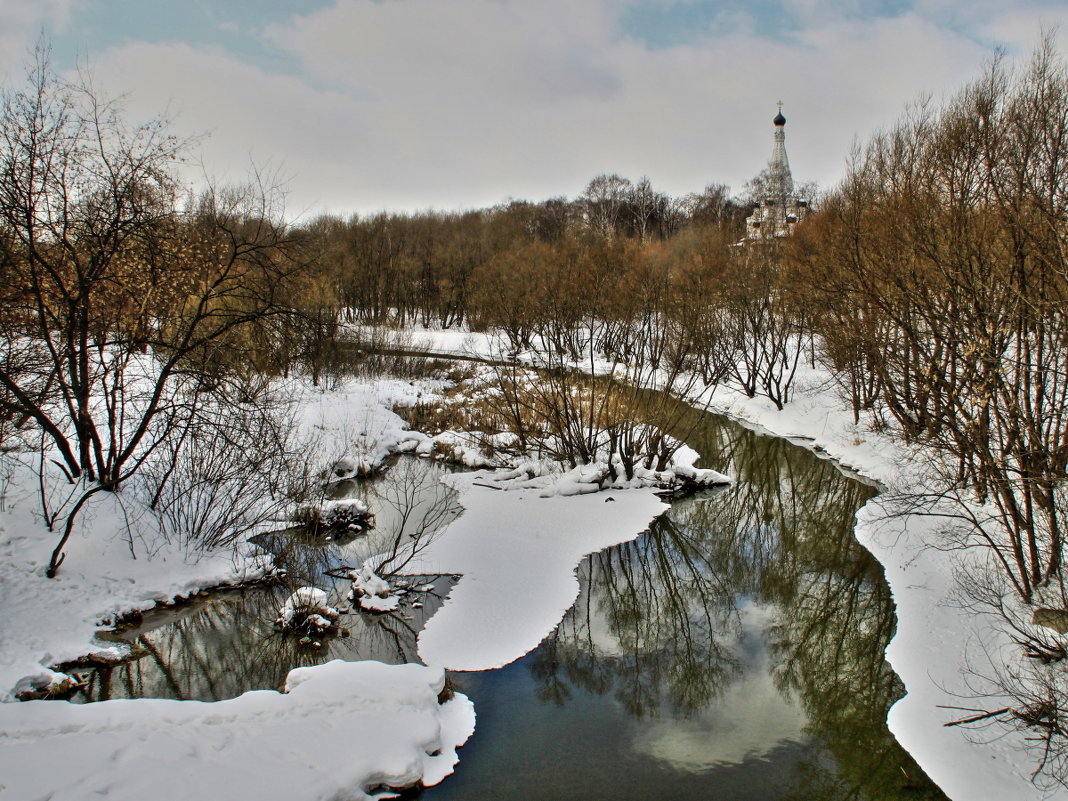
xmin=312 ymin=497 xmax=372 ymax=528
xmin=352 ymin=563 xmax=392 ymax=598
xmin=481 ymin=458 xmax=728 ymax=497
xmin=0 ymin=325 xmax=1052 ymax=801
xmin=0 ymin=376 xmax=475 ymax=800
xmin=350 ymin=564 xmax=403 ymax=612
xmin=386 ymin=324 xmax=1053 ymax=800
xmin=295 ymin=377 xmax=430 ymax=476
xmin=0 ymin=467 xmax=271 ymax=700
xmin=277 ymin=587 xmax=339 ymax=631
xmin=0 ymin=660 xmax=474 ymax=801
xmin=359 ymin=594 xmax=402 ymax=613
xmin=280 ymin=586 xmax=330 ymax=618
xmin=689 ymin=364 xmax=1049 ymax=801
xmin=408 ymin=470 xmax=668 ymax=671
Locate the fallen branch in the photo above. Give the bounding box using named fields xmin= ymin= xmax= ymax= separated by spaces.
xmin=942 ymin=707 xmax=1012 ymax=727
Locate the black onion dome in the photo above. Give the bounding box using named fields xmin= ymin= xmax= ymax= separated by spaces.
xmin=773 ymin=110 xmax=786 ymax=126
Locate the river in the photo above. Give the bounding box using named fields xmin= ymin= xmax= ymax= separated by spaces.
xmin=67 ymin=406 xmax=946 ymax=800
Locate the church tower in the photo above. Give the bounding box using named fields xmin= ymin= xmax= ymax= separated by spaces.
xmin=745 ymin=103 xmax=807 ymax=240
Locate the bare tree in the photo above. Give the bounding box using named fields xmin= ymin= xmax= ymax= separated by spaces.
xmin=0 ymin=48 xmax=302 ymax=575
xmin=800 ymin=35 xmax=1068 ymax=603
xmin=580 ymin=174 xmax=633 ymax=239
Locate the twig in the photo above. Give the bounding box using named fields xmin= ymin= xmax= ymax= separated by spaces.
xmin=943 ymin=707 xmax=1012 ymax=727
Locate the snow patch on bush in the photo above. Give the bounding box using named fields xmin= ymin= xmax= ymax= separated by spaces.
xmin=349 ymin=564 xmax=401 ymax=613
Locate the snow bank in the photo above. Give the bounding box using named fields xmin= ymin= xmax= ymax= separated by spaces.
xmin=4 ymin=333 xmax=1025 ymax=799
xmin=398 ymin=327 xmax=1048 ymax=799
xmin=0 ymin=372 xmax=478 ymax=801
xmin=0 ymin=468 xmax=270 ymax=701
xmin=485 ymin=458 xmax=729 ymax=497
xmin=0 ymin=375 xmax=434 ymax=701
xmin=407 ymin=470 xmax=668 ymax=671
xmin=0 ymin=660 xmax=474 ymax=801
xmin=296 ymin=377 xmax=430 ymax=477
xmin=304 ymin=497 xmax=373 ymax=530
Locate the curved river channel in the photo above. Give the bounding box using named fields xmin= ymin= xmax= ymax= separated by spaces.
xmin=68 ymin=407 xmax=947 ymax=801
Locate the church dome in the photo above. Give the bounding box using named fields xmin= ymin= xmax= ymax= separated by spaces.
xmin=773 ymin=110 xmax=786 ymax=126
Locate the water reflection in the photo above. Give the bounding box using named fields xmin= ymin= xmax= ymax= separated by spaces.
xmin=420 ymin=415 xmax=946 ymax=801
xmin=68 ymin=458 xmax=462 ymax=703
xmin=61 ymin=408 xmax=946 ymax=799
xmin=255 ymin=458 xmax=465 ymax=585
xmin=68 ymin=577 xmax=456 ymax=703
xmin=631 ymin=600 xmax=808 ymax=773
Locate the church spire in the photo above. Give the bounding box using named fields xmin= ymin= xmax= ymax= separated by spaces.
xmin=744 ymin=103 xmax=806 ymax=241
xmin=766 ymin=100 xmax=794 ymax=200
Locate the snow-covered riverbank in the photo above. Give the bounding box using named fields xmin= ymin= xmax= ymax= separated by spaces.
xmin=699 ymin=372 xmax=1043 ymax=800
xmin=0 ymin=379 xmax=478 ymax=800
xmin=0 ymin=370 xmax=701 ymax=801
xmin=0 ymin=330 xmax=1054 ymax=800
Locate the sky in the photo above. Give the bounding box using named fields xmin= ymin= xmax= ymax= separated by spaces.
xmin=1 ymin=0 xmax=1066 ymax=220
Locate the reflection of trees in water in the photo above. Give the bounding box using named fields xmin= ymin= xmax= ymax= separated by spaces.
xmin=532 ymin=411 xmax=946 ymax=799
xmin=534 ymin=511 xmax=741 ymax=718
xmin=256 ymin=458 xmax=464 ymax=586
xmin=73 ymin=459 xmax=462 ymax=703
xmin=74 ymin=579 xmax=452 ymax=703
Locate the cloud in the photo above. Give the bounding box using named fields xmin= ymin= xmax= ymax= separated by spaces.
xmin=632 ymin=600 xmax=807 ymax=771
xmin=49 ymin=0 xmax=1068 ymax=217
xmin=85 ymin=41 xmax=376 ymax=217
xmin=0 ymin=0 xmax=78 ymax=78
xmin=263 ymin=0 xmax=624 ymax=104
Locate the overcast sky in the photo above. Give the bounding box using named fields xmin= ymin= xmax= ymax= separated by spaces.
xmin=2 ymin=0 xmax=1066 ymax=219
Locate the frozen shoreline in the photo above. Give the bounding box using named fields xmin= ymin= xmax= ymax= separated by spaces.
xmin=697 ymin=378 xmax=1042 ymax=800
xmin=0 ymin=369 xmax=684 ymax=801
xmin=0 ymin=378 xmax=476 ymax=801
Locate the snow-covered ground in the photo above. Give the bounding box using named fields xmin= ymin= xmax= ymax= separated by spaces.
xmin=0 ymin=378 xmax=478 ymax=801
xmin=0 ymin=472 xmax=269 ymax=701
xmin=409 ymin=470 xmax=668 ymax=671
xmin=0 ymin=325 xmax=1055 ymax=800
xmin=698 ymin=371 xmax=1043 ymax=801
xmin=0 ymin=368 xmax=693 ymax=801
xmin=0 ymin=660 xmax=474 ymax=801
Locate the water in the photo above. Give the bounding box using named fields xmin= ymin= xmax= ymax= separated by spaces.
xmin=64 ymin=412 xmax=946 ymax=799
xmin=415 ymin=417 xmax=945 ymax=800
xmin=66 ymin=458 xmax=462 ymax=702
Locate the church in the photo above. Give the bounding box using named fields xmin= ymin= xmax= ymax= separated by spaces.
xmin=745 ymin=103 xmax=807 ymax=240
